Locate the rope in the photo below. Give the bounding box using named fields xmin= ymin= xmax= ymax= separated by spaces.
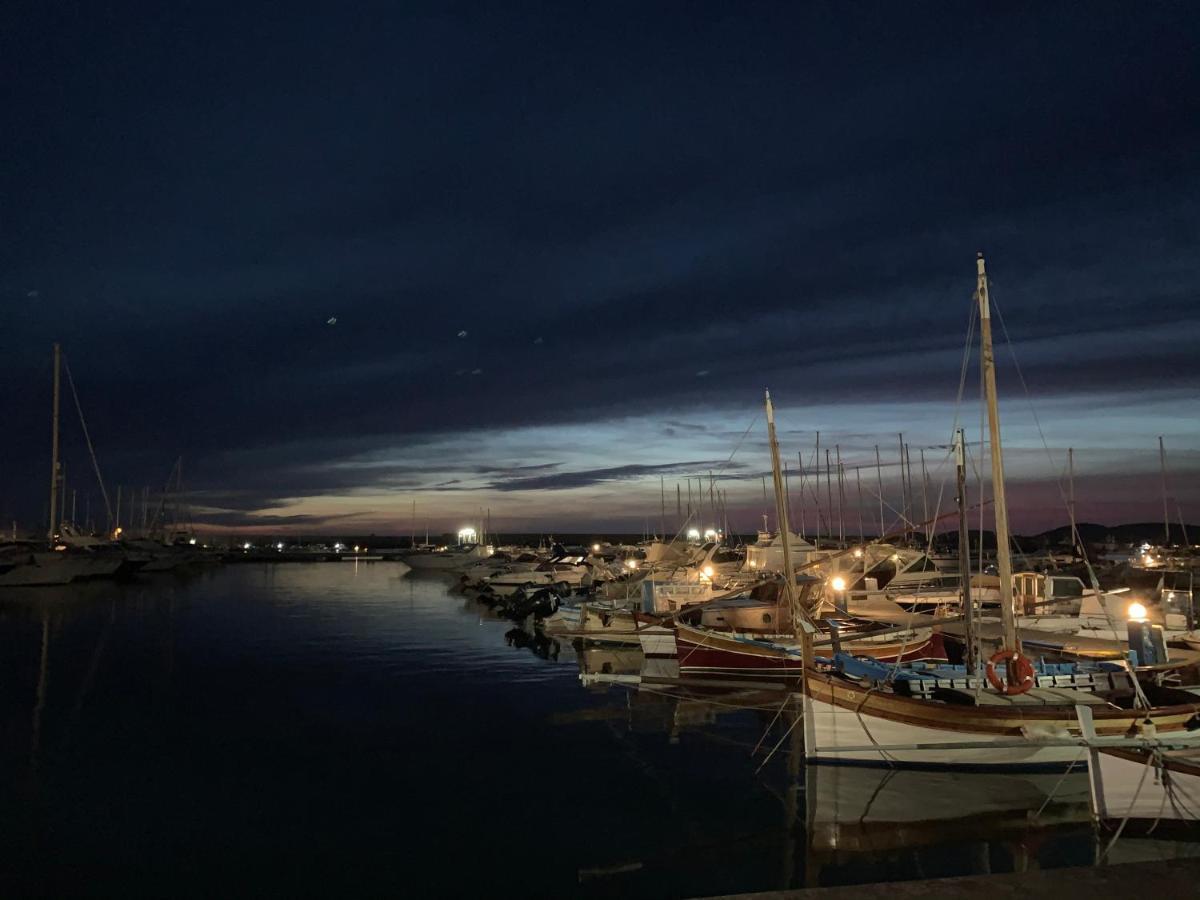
xmin=753 ymin=702 xmax=802 ymax=774
xmin=63 ymin=358 xmax=113 ymax=528
xmin=1031 ymin=751 xmax=1085 ymax=823
xmin=988 ymin=291 xmax=1128 ymax=653
xmin=1098 ymin=747 xmax=1159 ymax=863
xmin=752 ymin=691 xmax=794 ymax=756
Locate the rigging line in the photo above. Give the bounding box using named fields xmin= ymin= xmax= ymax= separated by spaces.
xmin=989 ymin=291 xmax=1080 ymax=541
xmin=921 ymin=445 xmax=956 ymax=546
xmin=753 ymin=705 xmax=803 ymax=775
xmin=1030 ymin=752 xmax=1085 ymax=823
xmin=751 ymin=691 xmax=796 ymax=756
xmin=1099 ymin=748 xmax=1160 ymax=864
xmin=989 ymin=291 xmax=1125 ymax=642
xmin=63 ymin=358 xmax=113 ymax=527
xmin=950 ymin=294 xmax=979 ymax=441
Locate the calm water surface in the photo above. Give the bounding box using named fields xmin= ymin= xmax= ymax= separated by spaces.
xmin=0 ymin=563 xmax=1193 ymax=896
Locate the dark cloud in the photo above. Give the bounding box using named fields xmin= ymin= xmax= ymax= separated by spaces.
xmin=2 ymin=3 xmax=1198 ymax=528
xmin=486 ymin=460 xmax=749 ymax=492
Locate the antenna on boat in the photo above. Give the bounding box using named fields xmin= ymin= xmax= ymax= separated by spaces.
xmin=976 ymin=252 xmax=1020 ymax=657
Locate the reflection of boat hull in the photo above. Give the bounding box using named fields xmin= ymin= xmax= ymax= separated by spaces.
xmin=637 ymin=625 xmax=676 ymax=659
xmin=806 ymin=764 xmax=1091 ymax=853
xmin=579 ymin=647 xmax=643 ymax=677
xmin=674 ymin=623 xmax=945 ymax=677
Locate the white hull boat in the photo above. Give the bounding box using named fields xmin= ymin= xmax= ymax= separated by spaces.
xmin=402 ymin=544 xmax=493 ymax=571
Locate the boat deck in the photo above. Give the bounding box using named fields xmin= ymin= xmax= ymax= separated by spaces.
xmin=946 ymin=686 xmax=1113 ymax=706
xmin=701 ymin=856 xmax=1200 ymax=900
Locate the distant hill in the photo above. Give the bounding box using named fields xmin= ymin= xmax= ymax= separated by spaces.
xmin=1031 ymin=522 xmax=1195 ymax=546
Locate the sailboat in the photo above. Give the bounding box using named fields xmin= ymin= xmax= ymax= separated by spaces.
xmin=792 ymin=254 xmax=1200 ymax=770
xmin=1 ymin=344 xmax=132 ymax=587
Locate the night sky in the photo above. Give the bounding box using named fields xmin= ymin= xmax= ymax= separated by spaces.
xmin=4 ymin=3 xmax=1199 ymax=536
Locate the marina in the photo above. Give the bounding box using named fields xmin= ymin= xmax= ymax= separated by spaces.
xmin=7 ymin=4 xmax=1200 ymax=895
xmin=4 ymin=255 xmax=1200 ymax=893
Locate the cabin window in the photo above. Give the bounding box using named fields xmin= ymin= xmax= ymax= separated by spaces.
xmin=908 ymin=555 xmax=938 ymax=573
xmin=1050 ymin=577 xmax=1083 ymax=598
xmin=763 ymin=613 xmax=772 ymax=624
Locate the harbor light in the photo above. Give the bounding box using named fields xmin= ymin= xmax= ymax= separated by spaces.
xmin=334 ymin=543 xmax=344 ymax=551
xmin=686 ymin=528 xmax=700 ymax=541
xmin=276 ymin=542 xmax=284 ymax=551
xmin=457 ymin=527 xmax=477 ymax=543
xmin=830 ymin=575 xmax=847 ymax=592
xmin=243 ymin=542 xmax=252 ymax=550
xmin=853 ymin=548 xmax=863 ymax=558
xmin=625 ymin=558 xmax=638 ymax=570
xmin=592 ymin=543 xmax=600 ymax=553
xmin=189 ymin=538 xmax=197 ymax=545
xmin=702 ymin=565 xmax=713 ymax=578
xmin=353 ymin=545 xmax=360 ymax=552
xmin=703 ymin=529 xmax=717 ymax=541
xmin=1127 ymin=601 xmax=1148 ymax=622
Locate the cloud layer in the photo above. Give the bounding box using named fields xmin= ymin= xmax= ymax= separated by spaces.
xmin=2 ymin=4 xmax=1198 ymax=533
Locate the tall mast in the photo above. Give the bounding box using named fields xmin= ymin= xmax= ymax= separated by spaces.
xmin=824 ymin=449 xmax=833 ymax=546
xmin=796 ymin=451 xmax=807 ymax=540
xmin=874 ymin=444 xmax=885 ymax=538
xmin=814 ymin=432 xmax=821 ymax=543
xmin=905 ymin=444 xmax=915 ymax=542
xmin=955 ymin=428 xmax=976 ymax=674
xmin=1159 ymin=436 xmax=1171 ymax=546
xmin=48 ymin=343 xmax=61 ymax=540
xmin=765 ymin=390 xmax=811 ymax=666
xmin=660 ymin=475 xmax=666 ymax=540
xmin=920 ymin=447 xmax=930 ymax=544
xmin=977 ymin=252 xmax=1019 ymax=652
xmin=835 ymin=445 xmax=845 ymax=545
xmin=1068 ymin=447 xmax=1079 ymax=554
xmin=855 ymin=465 xmax=865 ymax=544
xmin=784 ymin=462 xmax=794 ymax=536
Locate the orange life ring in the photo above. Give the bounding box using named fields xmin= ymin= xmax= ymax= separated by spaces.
xmin=985 ymin=648 xmax=1036 ymax=695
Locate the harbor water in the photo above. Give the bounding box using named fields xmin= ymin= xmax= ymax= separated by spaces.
xmin=0 ymin=563 xmax=1195 ymax=896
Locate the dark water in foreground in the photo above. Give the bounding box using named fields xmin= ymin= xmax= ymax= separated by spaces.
xmin=0 ymin=563 xmax=1195 ymax=897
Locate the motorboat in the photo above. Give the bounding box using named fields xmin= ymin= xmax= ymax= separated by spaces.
xmin=401 ymin=542 xmax=494 ymax=571
xmin=482 ymin=557 xmax=593 ymax=596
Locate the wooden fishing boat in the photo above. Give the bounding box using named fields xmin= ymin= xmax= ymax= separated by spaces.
xmin=776 ymin=255 xmax=1200 ymax=772
xmin=806 ymin=763 xmax=1092 ymax=853
xmin=674 ymin=621 xmax=946 ymax=678
xmin=801 ymin=663 xmax=1200 ymax=770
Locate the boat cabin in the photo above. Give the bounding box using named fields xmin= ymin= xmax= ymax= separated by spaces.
xmin=1013 ymin=572 xmax=1086 ymax=614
